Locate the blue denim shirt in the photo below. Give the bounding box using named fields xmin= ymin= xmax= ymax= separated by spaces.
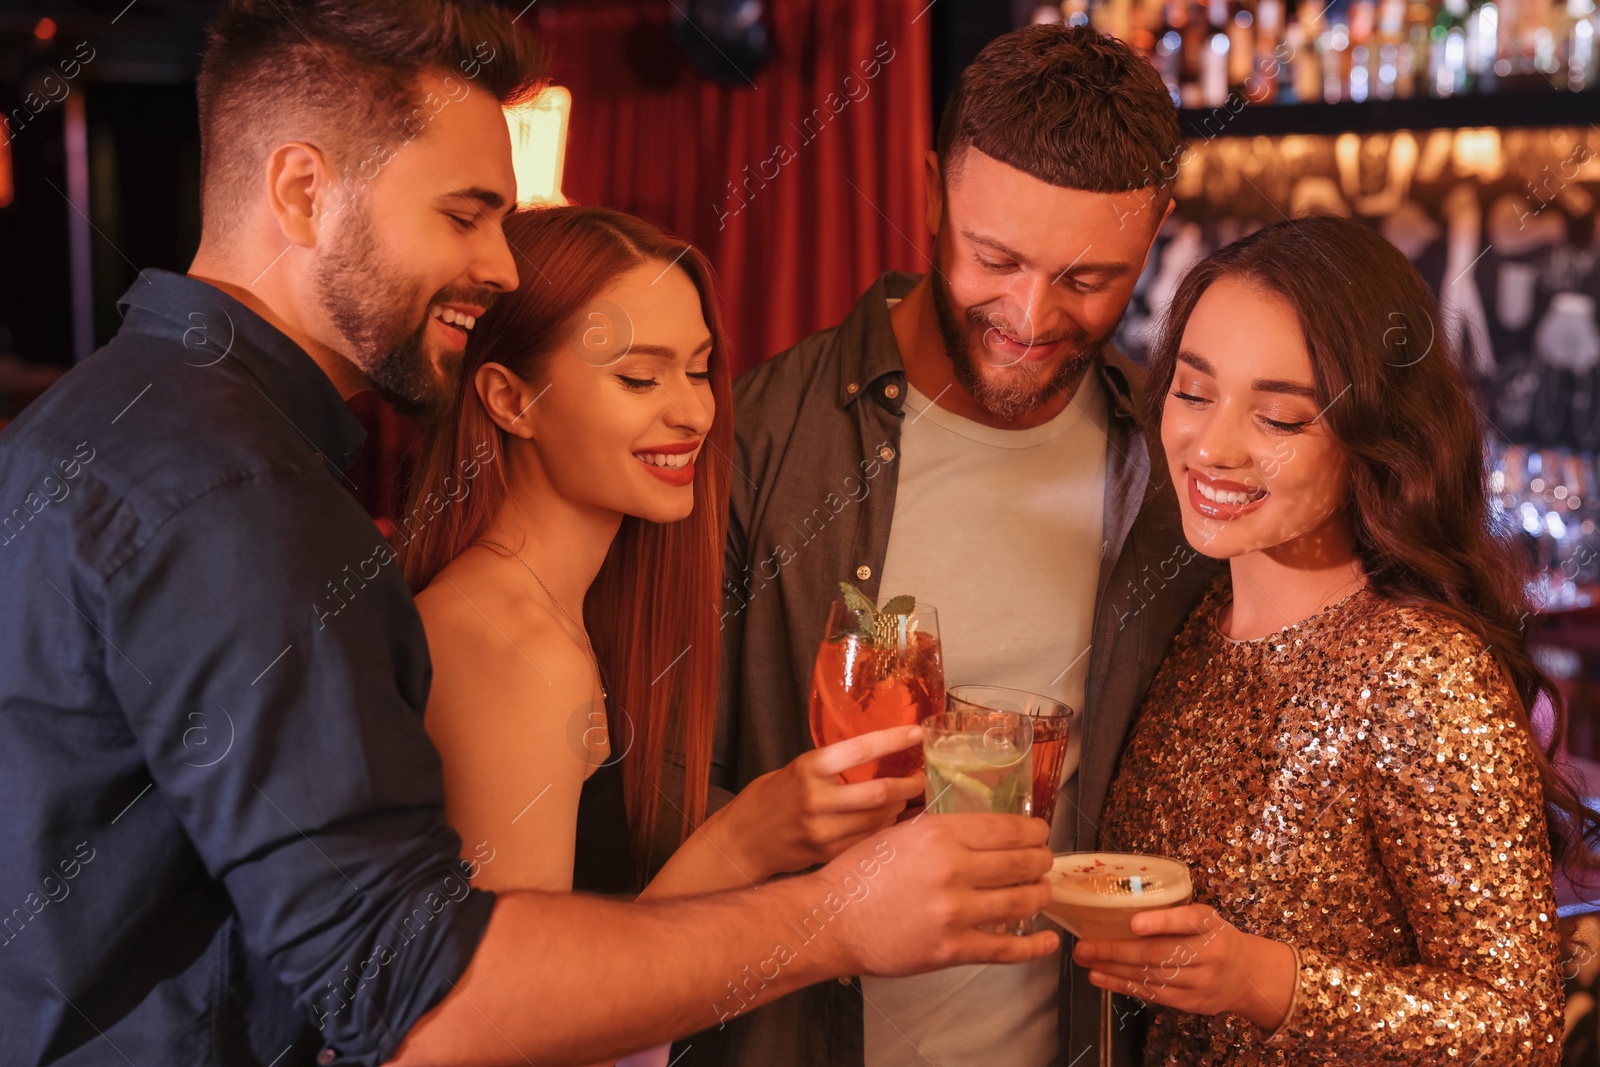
xmin=0 ymin=271 xmax=493 ymax=1066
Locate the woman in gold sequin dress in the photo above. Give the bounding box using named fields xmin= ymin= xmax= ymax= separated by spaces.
xmin=1081 ymin=215 xmax=1596 ymax=1065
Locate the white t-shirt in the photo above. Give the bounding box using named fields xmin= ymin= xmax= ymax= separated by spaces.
xmin=861 ymin=364 xmax=1109 ymax=1067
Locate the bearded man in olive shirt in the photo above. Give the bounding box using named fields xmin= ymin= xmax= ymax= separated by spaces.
xmin=696 ymin=25 xmax=1223 ymax=1067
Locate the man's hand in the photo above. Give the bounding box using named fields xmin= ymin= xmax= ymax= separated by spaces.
xmin=709 ymin=725 xmax=926 ymax=880
xmin=816 ymin=812 xmax=1057 ymax=976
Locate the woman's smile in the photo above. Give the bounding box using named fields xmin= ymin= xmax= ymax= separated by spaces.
xmin=1185 ymin=469 xmax=1270 ymax=521
xmin=632 ymin=440 xmax=702 ymax=487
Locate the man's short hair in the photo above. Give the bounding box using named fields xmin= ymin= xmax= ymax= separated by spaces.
xmin=936 ymin=24 xmax=1182 ymax=214
xmin=196 ymin=0 xmax=545 ymax=232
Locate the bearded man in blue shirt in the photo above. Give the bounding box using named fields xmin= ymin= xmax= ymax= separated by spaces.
xmin=0 ymin=3 xmax=1059 ymax=1065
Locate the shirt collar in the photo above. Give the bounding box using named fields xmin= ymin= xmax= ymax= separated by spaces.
xmin=835 ymin=271 xmax=920 ymax=409
xmin=117 ymin=269 xmax=368 ymax=473
xmin=1097 ymin=345 xmax=1144 ymax=424
xmin=836 ymin=270 xmax=1145 ymax=425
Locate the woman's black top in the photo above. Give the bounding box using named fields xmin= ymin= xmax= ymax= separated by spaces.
xmin=572 ymin=756 xmax=637 ymax=896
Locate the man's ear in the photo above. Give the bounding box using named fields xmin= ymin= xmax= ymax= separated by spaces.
xmin=476 ymin=362 xmax=540 ymax=441
xmin=1158 ymin=195 xmax=1177 ymax=231
xmin=923 ymin=150 xmax=943 ymax=239
xmin=1135 ymin=195 xmax=1179 ymax=276
xmin=264 ymin=141 xmax=330 ymax=250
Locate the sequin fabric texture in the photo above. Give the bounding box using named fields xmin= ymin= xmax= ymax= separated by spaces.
xmin=1099 ymin=576 xmax=1564 ymax=1065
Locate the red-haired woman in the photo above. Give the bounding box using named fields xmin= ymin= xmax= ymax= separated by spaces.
xmin=1082 ymin=214 xmax=1594 ymax=1064
xmin=401 ymin=206 xmax=921 ymax=909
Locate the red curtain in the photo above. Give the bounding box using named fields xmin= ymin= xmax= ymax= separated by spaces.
xmin=354 ymin=0 xmax=932 ymax=527
xmin=536 ymin=0 xmax=934 ymax=377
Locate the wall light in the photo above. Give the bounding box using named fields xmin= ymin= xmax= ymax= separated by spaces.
xmin=505 ymin=86 xmax=571 ymax=206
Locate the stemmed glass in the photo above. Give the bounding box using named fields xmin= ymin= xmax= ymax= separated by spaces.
xmin=1044 ymin=852 xmax=1194 ymax=1067
xmin=807 ymin=596 xmax=944 ymax=795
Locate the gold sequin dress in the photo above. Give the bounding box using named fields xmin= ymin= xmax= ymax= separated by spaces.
xmin=1099 ymin=575 xmax=1564 ymax=1065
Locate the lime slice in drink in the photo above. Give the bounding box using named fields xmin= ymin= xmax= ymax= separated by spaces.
xmin=946 ymin=770 xmax=995 ymax=809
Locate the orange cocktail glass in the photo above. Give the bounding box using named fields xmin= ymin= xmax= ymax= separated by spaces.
xmin=807 ymin=597 xmax=943 ymax=784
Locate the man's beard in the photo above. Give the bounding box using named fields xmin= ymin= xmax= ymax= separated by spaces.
xmin=930 ymin=268 xmax=1111 ymax=422
xmin=313 ymin=202 xmax=487 ymax=422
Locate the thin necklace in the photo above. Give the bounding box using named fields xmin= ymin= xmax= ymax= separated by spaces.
xmin=473 ymin=538 xmax=607 ymax=699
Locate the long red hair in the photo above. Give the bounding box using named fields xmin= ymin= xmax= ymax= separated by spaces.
xmin=401 ymin=205 xmax=733 ymax=872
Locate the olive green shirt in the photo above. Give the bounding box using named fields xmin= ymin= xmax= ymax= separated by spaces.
xmin=687 ymin=271 xmax=1220 ymax=1067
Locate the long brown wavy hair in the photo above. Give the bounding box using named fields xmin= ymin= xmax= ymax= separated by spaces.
xmin=401 ymin=205 xmax=734 ymax=871
xmin=1145 ymin=213 xmax=1599 ymax=871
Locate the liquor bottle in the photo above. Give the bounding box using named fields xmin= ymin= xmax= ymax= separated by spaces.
xmin=1321 ymin=0 xmax=1354 ymax=101
xmin=1374 ymin=0 xmax=1406 ymax=96
xmin=1466 ymin=0 xmax=1498 ymax=90
xmin=1402 ymin=0 xmax=1434 ymax=95
xmin=1280 ymin=10 xmax=1308 ymax=101
xmin=1431 ymin=0 xmax=1469 ymax=95
xmin=1524 ymin=0 xmax=1560 ymax=77
xmin=1230 ymin=0 xmax=1259 ymax=90
xmin=1151 ymin=0 xmax=1188 ymax=103
xmin=1564 ymin=0 xmax=1599 ymax=89
xmin=1182 ymin=0 xmax=1212 ymax=103
xmin=1203 ymin=0 xmax=1232 ymax=104
xmin=1348 ymin=0 xmax=1376 ymax=99
xmin=1291 ymin=0 xmax=1328 ymax=101
xmin=1127 ymin=0 xmax=1163 ymax=55
xmin=1093 ymin=0 xmax=1137 ymax=42
xmin=1255 ymin=0 xmax=1286 ymax=99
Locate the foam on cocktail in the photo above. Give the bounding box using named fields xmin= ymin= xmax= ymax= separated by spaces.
xmin=1043 ymin=852 xmax=1192 ymax=940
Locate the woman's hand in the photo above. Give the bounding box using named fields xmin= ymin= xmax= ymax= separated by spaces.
xmin=1071 ymin=904 xmax=1298 ymax=1031
xmin=707 ymin=725 xmax=926 ymax=882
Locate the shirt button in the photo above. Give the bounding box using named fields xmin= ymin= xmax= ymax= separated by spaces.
xmin=856 ymin=565 xmax=871 ymax=581
xmin=884 ymin=383 xmax=900 ymax=399
xmin=318 ymin=1050 xmax=337 ymax=1066
xmin=846 ymin=382 xmax=860 ymax=395
xmin=878 ymin=445 xmax=895 ymax=462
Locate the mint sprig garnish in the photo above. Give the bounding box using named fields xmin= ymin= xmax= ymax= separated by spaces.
xmin=881 ymin=594 xmax=916 ymax=615
xmin=836 ymin=580 xmax=917 ymax=649
xmin=839 ymin=581 xmax=875 ymax=615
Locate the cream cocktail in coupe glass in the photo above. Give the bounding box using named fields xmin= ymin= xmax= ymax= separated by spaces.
xmin=1045 ymin=852 xmax=1193 ymax=1067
